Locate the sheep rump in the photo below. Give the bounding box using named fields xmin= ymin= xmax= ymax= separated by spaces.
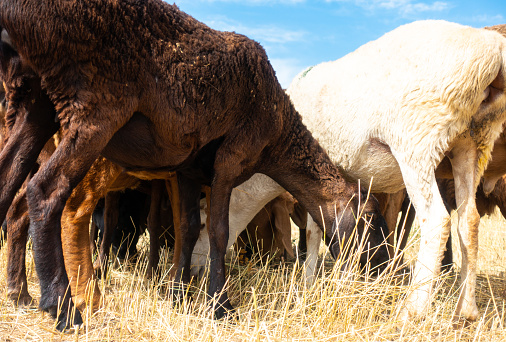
xmin=287 ymin=20 xmax=506 ymax=321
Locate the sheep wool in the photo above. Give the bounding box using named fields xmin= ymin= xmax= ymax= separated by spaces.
xmin=287 ymin=20 xmax=506 ymax=321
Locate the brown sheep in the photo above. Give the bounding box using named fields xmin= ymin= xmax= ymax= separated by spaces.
xmin=4 ymin=150 xmax=182 ymax=312
xmin=234 ymin=192 xmax=296 ymax=263
xmin=0 ymin=59 xmax=180 ymax=311
xmin=0 ymin=46 xmax=188 ymax=312
xmin=0 ymin=0 xmax=388 ymax=330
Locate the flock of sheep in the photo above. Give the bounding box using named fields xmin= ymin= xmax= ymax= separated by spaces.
xmin=0 ymin=0 xmax=505 ymax=333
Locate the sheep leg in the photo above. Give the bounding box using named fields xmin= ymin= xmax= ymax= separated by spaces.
xmin=449 ymin=139 xmax=481 ymax=321
xmin=62 ymin=201 xmax=102 ymax=313
xmin=395 ymin=157 xmax=451 ymax=320
xmin=61 ymin=159 xmax=122 ymax=313
xmin=304 ymin=215 xmax=322 ymax=284
xmin=147 ymin=180 xmax=163 ymax=279
xmin=0 ymin=108 xmax=58 ymax=225
xmin=89 ymin=217 xmax=98 ymax=259
xmin=271 ymin=198 xmax=295 ymax=258
xmin=6 ymin=189 xmax=32 ymax=306
xmin=291 ymin=202 xmax=308 ymax=259
xmin=397 ymin=194 xmax=415 ymax=253
xmin=1 ymin=221 xmax=6 ymax=245
xmin=441 ymin=233 xmax=454 ymax=271
xmin=166 ymin=176 xmax=181 ymax=278
xmin=378 ymin=189 xmax=411 ymax=265
xmin=492 ymin=178 xmax=506 ymax=219
xmin=395 ymin=192 xmax=451 ymax=270
xmin=207 ymin=175 xmax=238 ymax=319
xmin=204 ymin=186 xmax=211 ymax=244
xmin=94 ymin=191 xmax=121 ymax=278
xmin=26 ymin=113 xmax=124 ymax=331
xmin=171 ymin=174 xmax=202 ymax=302
xmin=28 ymin=174 xmax=83 ymax=331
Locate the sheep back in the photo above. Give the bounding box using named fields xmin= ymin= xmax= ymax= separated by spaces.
xmin=0 ymin=0 xmax=290 ymax=150
xmin=287 ymin=20 xmax=506 ymax=194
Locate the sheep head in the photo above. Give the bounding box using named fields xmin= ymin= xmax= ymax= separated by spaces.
xmin=326 ymin=188 xmax=390 ymax=273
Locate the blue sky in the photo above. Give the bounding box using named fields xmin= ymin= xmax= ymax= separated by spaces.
xmin=174 ymin=0 xmax=505 ymax=88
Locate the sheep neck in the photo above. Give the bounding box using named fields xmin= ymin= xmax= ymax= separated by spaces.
xmin=262 ymin=108 xmax=358 ymax=232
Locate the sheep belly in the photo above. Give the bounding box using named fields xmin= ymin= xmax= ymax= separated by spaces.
xmin=101 ymin=112 xmax=198 ymax=171
xmin=344 ymin=138 xmax=405 ymax=193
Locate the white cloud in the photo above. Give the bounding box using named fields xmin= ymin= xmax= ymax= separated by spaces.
xmin=400 ymin=1 xmax=449 ymax=14
xmin=325 ymin=0 xmax=450 ymax=16
xmin=269 ymin=58 xmax=307 ymax=89
xmin=206 ymin=18 xmax=306 ymax=44
xmin=471 ymin=14 xmax=505 ymax=25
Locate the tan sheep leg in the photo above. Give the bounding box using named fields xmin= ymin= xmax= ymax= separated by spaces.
xmin=450 ymin=138 xmax=481 ymax=321
xmin=61 ymin=158 xmax=123 ymax=312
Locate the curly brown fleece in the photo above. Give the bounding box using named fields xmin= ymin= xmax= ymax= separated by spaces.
xmin=0 ymin=0 xmax=388 ymax=330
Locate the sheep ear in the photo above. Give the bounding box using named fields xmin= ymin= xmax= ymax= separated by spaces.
xmin=482 ymin=68 xmax=505 ymax=106
xmin=1 ymin=29 xmax=13 ymax=48
xmin=482 ymin=175 xmax=501 ymax=196
xmin=272 ymin=200 xmax=295 ymax=258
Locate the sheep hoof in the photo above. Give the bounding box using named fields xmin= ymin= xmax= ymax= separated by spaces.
xmin=93 ymin=258 xmax=108 ymax=279
xmin=55 ymin=308 xmax=83 ymax=332
xmin=170 ymin=281 xmax=194 ymax=309
xmin=213 ymin=301 xmax=236 ymax=320
xmin=7 ymin=289 xmax=34 ymax=307
xmin=458 ymin=303 xmax=479 ymax=322
xmin=451 ymin=316 xmax=473 ymax=329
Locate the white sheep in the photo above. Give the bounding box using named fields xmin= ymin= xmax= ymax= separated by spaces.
xmin=286 ymin=20 xmax=506 ymax=321
xmin=191 ymin=174 xmax=376 ymax=283
xmin=191 ymin=20 xmax=506 ymax=321
xmin=191 ymin=173 xmax=286 ymax=277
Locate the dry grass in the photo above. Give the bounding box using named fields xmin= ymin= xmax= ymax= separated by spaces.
xmin=1 ymin=210 xmax=506 ymax=341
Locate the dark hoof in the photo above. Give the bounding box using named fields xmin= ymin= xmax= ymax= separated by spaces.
xmin=214 ymin=301 xmax=236 ymax=320
xmin=170 ymin=282 xmax=193 ymax=308
xmin=39 ymin=292 xmax=83 ymax=332
xmin=452 ymin=315 xmax=473 ymax=330
xmin=55 ymin=307 xmax=83 ymax=332
xmin=8 ymin=290 xmax=34 ymax=307
xmin=394 ymin=264 xmax=411 ymax=275
xmin=146 ymin=266 xmax=161 ymax=281
xmin=94 ymin=267 xmax=102 ymax=279
xmin=441 ymin=263 xmax=454 ymax=274
xmin=173 ymin=295 xmax=194 ymax=313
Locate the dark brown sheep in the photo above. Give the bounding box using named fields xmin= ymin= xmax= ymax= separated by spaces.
xmin=0 ymin=0 xmax=388 ymax=330
xmin=0 ymin=45 xmax=185 ymax=312
xmin=0 ymin=41 xmax=61 ymax=307
xmin=4 ymin=150 xmax=181 ymax=313
xmin=0 ymin=58 xmax=190 ymax=321
xmin=0 ymin=57 xmax=177 ymax=312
